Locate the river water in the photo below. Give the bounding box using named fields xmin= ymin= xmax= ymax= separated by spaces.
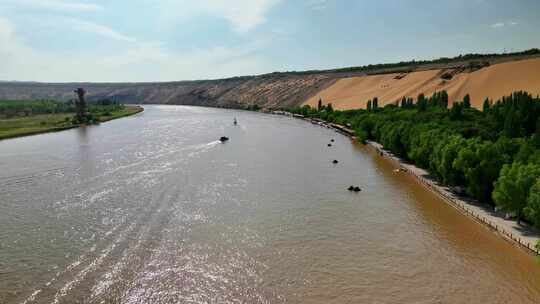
xmin=1 ymin=105 xmax=540 ymax=303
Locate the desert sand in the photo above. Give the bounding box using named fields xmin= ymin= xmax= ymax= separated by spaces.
xmin=304 ymin=58 xmax=540 ymax=110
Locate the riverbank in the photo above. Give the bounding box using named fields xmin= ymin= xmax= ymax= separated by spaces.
xmin=96 ymin=105 xmax=144 ymax=123
xmin=0 ymin=105 xmax=143 ymax=141
xmin=366 ymin=140 xmax=540 ymax=255
xmin=276 ymin=111 xmax=540 ymax=255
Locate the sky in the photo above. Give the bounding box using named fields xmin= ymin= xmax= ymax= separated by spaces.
xmin=0 ymin=0 xmax=539 ymax=82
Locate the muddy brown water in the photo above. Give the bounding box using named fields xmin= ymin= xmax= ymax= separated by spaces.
xmin=1 ymin=105 xmax=539 ymax=303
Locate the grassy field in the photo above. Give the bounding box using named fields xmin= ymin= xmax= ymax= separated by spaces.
xmin=96 ymin=105 xmax=144 ymax=122
xmin=0 ymin=105 xmax=143 ymax=141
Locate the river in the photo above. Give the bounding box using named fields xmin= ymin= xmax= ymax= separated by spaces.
xmin=1 ymin=105 xmax=540 ymax=303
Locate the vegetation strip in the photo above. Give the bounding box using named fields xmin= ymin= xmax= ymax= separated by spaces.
xmin=0 ymin=100 xmax=143 ymax=141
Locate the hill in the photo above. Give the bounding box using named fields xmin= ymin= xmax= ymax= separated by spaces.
xmin=304 ymin=58 xmax=540 ymax=110
xmin=0 ymin=49 xmax=539 ymax=109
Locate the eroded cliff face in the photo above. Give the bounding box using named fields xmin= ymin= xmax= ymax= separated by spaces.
xmin=0 ymin=74 xmax=337 ymax=109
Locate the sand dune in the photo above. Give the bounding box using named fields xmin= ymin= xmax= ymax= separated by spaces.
xmin=304 ymin=58 xmax=540 ymax=110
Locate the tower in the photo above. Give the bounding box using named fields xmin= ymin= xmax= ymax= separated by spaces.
xmin=74 ymin=88 xmax=88 ymax=122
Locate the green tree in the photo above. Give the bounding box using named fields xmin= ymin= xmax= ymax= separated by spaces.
xmin=326 ymin=103 xmax=334 ymax=112
xmin=373 ymin=97 xmax=379 ymax=110
xmin=408 ymin=127 xmax=447 ymax=169
xmin=317 ymin=98 xmax=323 ymax=111
xmin=483 ymin=98 xmax=491 ymax=112
xmin=449 ymin=102 xmax=463 ymax=120
xmin=503 ymin=109 xmax=524 ymax=138
xmin=514 ymin=140 xmax=540 ymax=163
xmin=463 ymin=94 xmax=471 ymax=108
xmin=408 ymin=97 xmax=414 ymax=108
xmin=299 ymin=105 xmax=312 ymax=116
xmin=454 ymin=139 xmax=512 ymax=203
xmin=429 ymin=132 xmax=451 ymax=178
xmin=367 ymin=100 xmax=372 ymax=111
xmin=417 ymin=93 xmax=427 ymax=111
xmin=493 ymin=162 xmax=540 ymax=223
xmin=440 ymin=91 xmax=449 ymax=109
xmin=438 ymin=135 xmax=467 ymax=185
xmin=525 ymin=180 xmax=540 ymax=228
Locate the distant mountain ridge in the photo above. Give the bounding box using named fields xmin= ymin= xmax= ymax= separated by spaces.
xmin=0 ymin=49 xmax=539 ymax=110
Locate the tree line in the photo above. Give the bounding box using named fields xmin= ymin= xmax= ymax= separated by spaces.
xmin=0 ymin=99 xmax=125 ymax=121
xmin=270 ymin=48 xmax=540 ymax=76
xmin=0 ymin=100 xmax=75 ymax=119
xmin=290 ymin=91 xmax=540 ymax=229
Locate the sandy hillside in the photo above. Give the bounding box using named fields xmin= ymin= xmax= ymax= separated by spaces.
xmin=304 ymin=58 xmax=540 ymax=110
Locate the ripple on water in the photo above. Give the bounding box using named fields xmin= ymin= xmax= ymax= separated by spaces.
xmin=2 ymin=106 xmax=540 ymax=304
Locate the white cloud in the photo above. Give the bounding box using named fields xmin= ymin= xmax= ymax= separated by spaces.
xmin=156 ymin=0 xmax=282 ymax=33
xmin=5 ymin=0 xmax=103 ymax=12
xmin=0 ymin=17 xmax=15 ymax=38
xmin=0 ymin=0 xmax=281 ymax=81
xmin=65 ymin=18 xmax=136 ymax=42
xmin=491 ymin=21 xmax=518 ymax=28
xmin=0 ymin=16 xmax=271 ymax=82
xmin=309 ymin=0 xmax=329 ymax=11
xmin=203 ymin=0 xmax=282 ymax=33
xmin=0 ymin=18 xmax=34 ymax=62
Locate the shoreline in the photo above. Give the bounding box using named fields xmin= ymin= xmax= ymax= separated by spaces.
xmin=278 ymin=112 xmax=540 ymax=256
xmin=96 ymin=105 xmax=144 ymax=123
xmin=364 ymin=140 xmax=540 ymax=255
xmin=0 ymin=105 xmax=144 ymax=141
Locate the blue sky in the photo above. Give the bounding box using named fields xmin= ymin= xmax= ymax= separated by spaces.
xmin=0 ymin=0 xmax=539 ymax=82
